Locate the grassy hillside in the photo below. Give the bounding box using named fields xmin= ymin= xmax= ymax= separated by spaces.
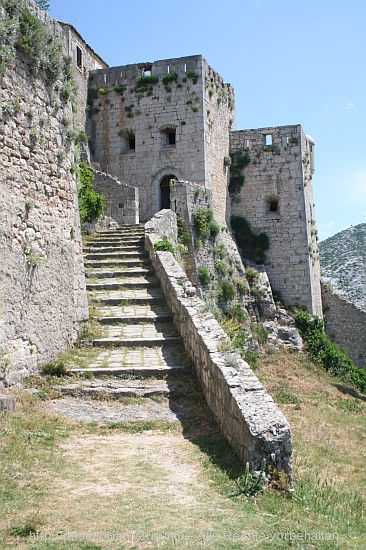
xmin=0 ymin=349 xmax=365 ymax=549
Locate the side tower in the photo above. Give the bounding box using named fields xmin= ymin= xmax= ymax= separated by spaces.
xmin=87 ymin=55 xmax=234 ymax=223
xmin=230 ymin=125 xmax=322 ymax=316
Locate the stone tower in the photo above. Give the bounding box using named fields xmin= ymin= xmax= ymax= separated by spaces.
xmin=87 ymin=55 xmax=235 ymax=225
xmin=230 ymin=125 xmax=322 ymax=315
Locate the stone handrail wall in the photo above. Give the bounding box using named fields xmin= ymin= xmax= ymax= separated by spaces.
xmin=145 ymin=210 xmax=292 ymax=475
xmin=321 ymin=283 xmax=366 ymax=368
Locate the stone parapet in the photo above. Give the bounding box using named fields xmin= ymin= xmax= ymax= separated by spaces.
xmin=145 ymin=211 xmax=292 ymax=475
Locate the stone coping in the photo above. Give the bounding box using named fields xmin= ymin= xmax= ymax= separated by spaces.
xmin=144 ymin=210 xmax=292 ymax=475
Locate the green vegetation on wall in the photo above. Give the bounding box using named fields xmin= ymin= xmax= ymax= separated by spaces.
xmin=295 ymin=310 xmax=366 ymax=393
xmin=0 ymin=1 xmax=62 ymax=83
xmin=228 ymin=150 xmax=250 ymax=195
xmin=78 ymin=163 xmax=104 ymax=225
xmin=192 ymin=207 xmax=219 ymax=240
xmin=231 ymin=215 xmax=269 ymax=264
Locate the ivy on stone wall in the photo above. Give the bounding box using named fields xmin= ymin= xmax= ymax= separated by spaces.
xmin=78 ymin=163 xmax=105 ymax=225
xmin=228 ymin=150 xmax=250 ymax=195
xmin=231 ymin=215 xmax=269 ymax=264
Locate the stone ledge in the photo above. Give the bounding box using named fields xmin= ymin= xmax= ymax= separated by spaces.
xmin=144 ymin=210 xmax=292 ymax=476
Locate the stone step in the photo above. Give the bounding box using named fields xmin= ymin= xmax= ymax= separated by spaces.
xmin=85 ymin=267 xmax=153 ymax=279
xmin=91 ymin=296 xmax=165 ymax=306
xmin=88 ymin=235 xmax=144 ymax=243
xmin=84 ymin=246 xmax=145 ymax=254
xmin=98 ymin=314 xmax=172 ymax=324
xmin=55 ymin=379 xmax=185 ymax=399
xmin=84 ymin=259 xmax=150 ymax=269
xmin=96 ymin=323 xmax=178 ymax=339
xmin=79 ymin=345 xmax=187 ymax=372
xmin=86 ymin=278 xmax=159 ymax=291
xmin=89 ymin=288 xmax=165 ymax=305
xmin=84 ymin=251 xmax=147 ymax=260
xmin=97 ymin=303 xmax=171 ymax=320
xmin=90 ymin=336 xmax=181 ymax=348
xmin=69 ymin=365 xmax=186 ymax=378
xmin=95 ymin=230 xmax=144 ymax=237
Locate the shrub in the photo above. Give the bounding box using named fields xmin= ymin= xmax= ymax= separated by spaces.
xmin=153 ymin=236 xmax=175 ymax=255
xmin=113 ymin=83 xmax=125 ymax=94
xmin=135 ymin=74 xmax=158 ymax=93
xmin=193 ymin=207 xmax=214 ymax=239
xmin=78 ymin=163 xmax=104 ymax=224
xmin=162 ymin=72 xmax=178 ymax=85
xmin=214 ymin=259 xmax=227 ymax=275
xmin=217 ymin=280 xmax=235 ymax=303
xmin=228 ymin=303 xmax=248 ymax=323
xmin=295 ymin=311 xmax=366 ymax=393
xmin=186 ymin=69 xmax=199 ymax=83
xmin=245 ymin=349 xmax=259 ymax=370
xmin=245 ymin=267 xmax=259 ymax=287
xmin=42 ymin=361 xmax=68 ymax=377
xmin=198 ymin=266 xmax=211 ymax=286
xmin=16 ymin=8 xmax=62 ymax=83
xmin=236 ymin=278 xmax=249 ymax=296
xmin=177 ymin=216 xmax=191 ymax=245
xmin=209 ymin=220 xmax=220 ymax=238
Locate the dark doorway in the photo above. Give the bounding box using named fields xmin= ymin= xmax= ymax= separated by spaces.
xmin=160 ymin=174 xmax=176 ymax=209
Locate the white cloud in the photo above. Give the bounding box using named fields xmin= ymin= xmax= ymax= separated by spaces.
xmin=346 ymin=102 xmax=356 ymax=110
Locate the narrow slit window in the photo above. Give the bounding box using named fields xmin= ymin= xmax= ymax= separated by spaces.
xmin=128 ymin=135 xmax=136 ymax=150
xmin=76 ymin=46 xmax=82 ymax=69
xmin=265 ymin=134 xmax=272 ymax=146
xmin=168 ymin=130 xmax=176 ymax=145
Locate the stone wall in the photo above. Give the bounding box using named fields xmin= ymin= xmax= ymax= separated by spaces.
xmin=321 ymin=283 xmax=366 ymax=368
xmin=144 ymin=210 xmax=292 ymax=475
xmin=230 ymin=125 xmax=322 ymax=316
xmin=59 ymin=23 xmax=108 ymax=131
xmin=87 ymin=56 xmax=234 ymax=225
xmin=91 ymin=169 xmax=139 ymax=226
xmin=0 ymin=11 xmax=88 ymax=387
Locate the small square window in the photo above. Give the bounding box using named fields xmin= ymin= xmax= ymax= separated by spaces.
xmin=265 ymin=134 xmax=273 ymax=146
xmin=268 ymin=199 xmax=279 ymax=212
xmin=160 ymin=127 xmax=176 ymax=148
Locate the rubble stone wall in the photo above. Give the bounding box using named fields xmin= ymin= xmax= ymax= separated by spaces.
xmin=0 ymin=23 xmax=88 ymax=387
xmin=322 ymin=283 xmax=366 ymax=369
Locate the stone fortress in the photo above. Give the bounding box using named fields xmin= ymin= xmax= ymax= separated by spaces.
xmin=0 ymin=0 xmax=324 ymax=390
xmin=88 ymin=56 xmax=322 ymax=317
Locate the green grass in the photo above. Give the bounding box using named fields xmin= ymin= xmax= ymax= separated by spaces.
xmin=1 ymin=349 xmax=365 ymax=549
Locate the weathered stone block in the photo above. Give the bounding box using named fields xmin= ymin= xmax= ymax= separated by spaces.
xmin=0 ymin=394 xmax=15 ymax=412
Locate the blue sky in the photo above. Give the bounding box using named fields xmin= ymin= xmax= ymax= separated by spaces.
xmin=49 ymin=0 xmax=366 ymax=241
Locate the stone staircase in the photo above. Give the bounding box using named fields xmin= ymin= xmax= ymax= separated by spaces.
xmin=55 ymin=225 xmax=192 ymax=418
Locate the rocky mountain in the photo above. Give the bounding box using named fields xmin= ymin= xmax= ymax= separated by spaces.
xmin=320 ymin=222 xmax=366 ymax=311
